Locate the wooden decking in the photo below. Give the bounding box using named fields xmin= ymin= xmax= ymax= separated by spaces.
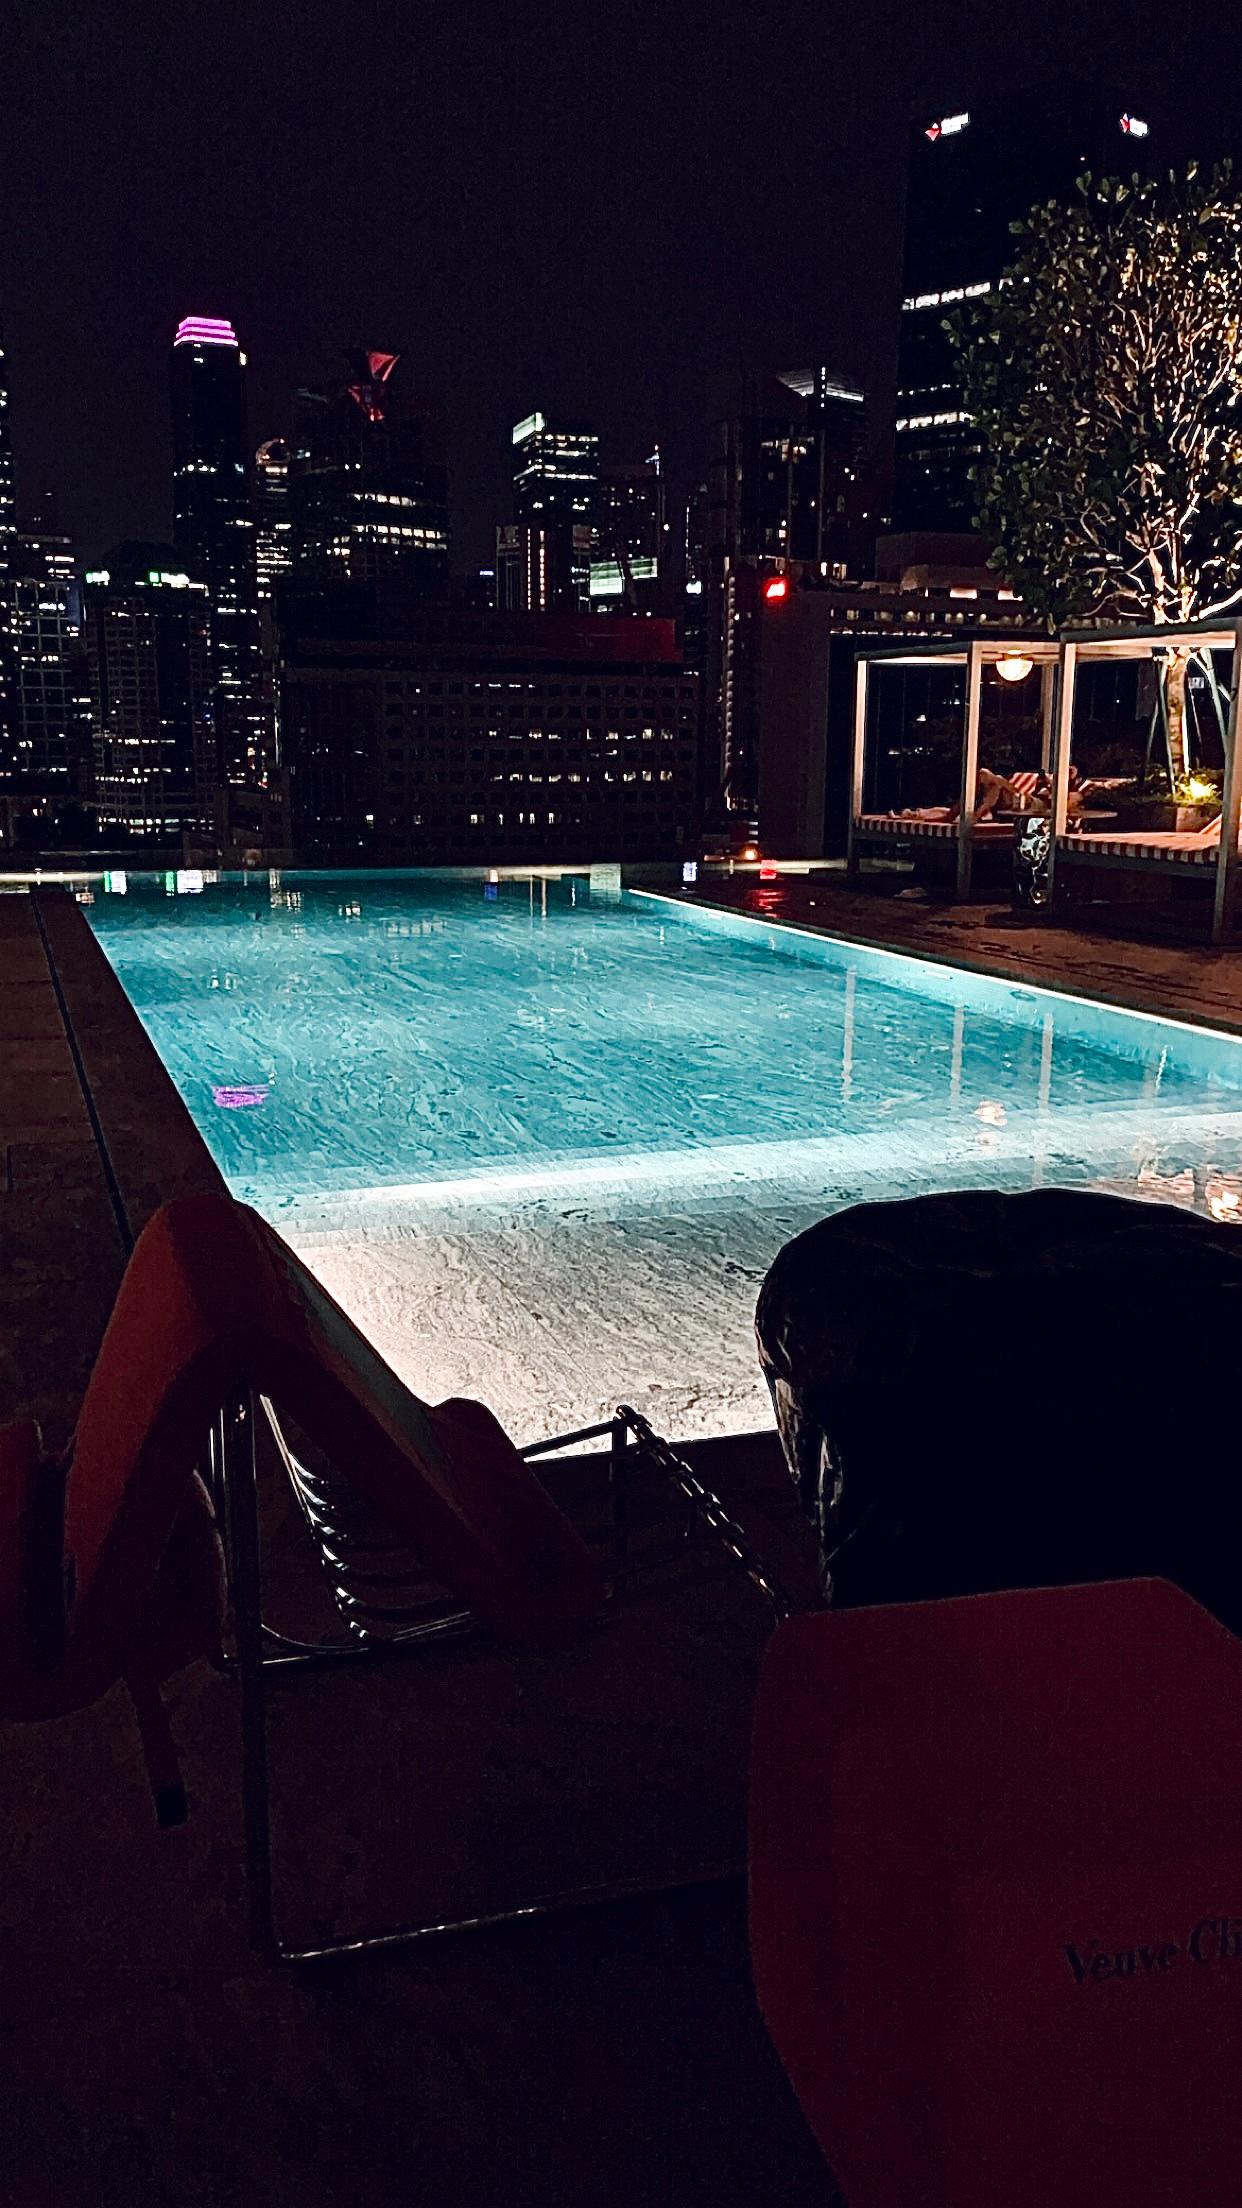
xmin=0 ymin=891 xmax=224 ymax=1440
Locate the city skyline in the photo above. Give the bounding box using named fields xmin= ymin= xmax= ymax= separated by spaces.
xmin=4 ymin=0 xmax=1235 ymax=569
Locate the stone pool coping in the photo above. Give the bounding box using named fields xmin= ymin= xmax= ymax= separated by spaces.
xmin=0 ymin=890 xmax=224 ymax=1436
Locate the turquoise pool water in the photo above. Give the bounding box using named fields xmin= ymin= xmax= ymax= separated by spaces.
xmin=87 ymin=868 xmax=1242 ymax=1438
xmin=87 ymin=868 xmax=1242 ymax=1205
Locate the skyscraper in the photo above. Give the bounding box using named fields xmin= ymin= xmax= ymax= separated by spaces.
xmin=169 ymin=314 xmax=265 ymax=784
xmin=84 ymin=545 xmax=214 ymax=842
xmin=253 ymin=437 xmax=294 ymax=602
xmin=8 ymin=527 xmax=91 ymax=797
xmin=288 ymin=351 xmax=449 ymax=601
xmin=894 ymin=85 xmax=1167 ymax=532
xmin=704 ymin=370 xmax=868 ymax=811
xmin=505 ymin=411 xmax=599 ymax=611
xmin=0 ymin=322 xmax=19 ymax=781
xmin=590 ymin=454 xmax=668 ymax=610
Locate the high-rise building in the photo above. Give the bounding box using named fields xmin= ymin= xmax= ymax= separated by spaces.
xmin=254 ymin=437 xmax=294 ymax=603
xmin=84 ymin=545 xmax=214 ymax=842
xmin=505 ymin=411 xmax=600 ymax=611
xmin=169 ymin=314 xmax=265 ymax=785
xmin=288 ymin=350 xmax=450 ymax=600
xmin=280 ymin=602 xmax=700 ymax=864
xmin=590 ymin=453 xmax=668 ymax=610
xmin=7 ymin=529 xmax=91 ymax=797
xmin=895 ymin=86 xmax=1168 ymax=532
xmin=704 ymin=370 xmax=868 ymax=811
xmin=0 ymin=322 xmax=19 ymax=778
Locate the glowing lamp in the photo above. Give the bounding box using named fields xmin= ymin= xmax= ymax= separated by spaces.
xmin=742 ymin=846 xmax=759 ymax=862
xmin=995 ymin=654 xmax=1035 ymax=685
xmin=764 ymin=577 xmax=790 ymax=602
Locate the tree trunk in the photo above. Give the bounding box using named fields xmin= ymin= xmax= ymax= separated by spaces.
xmin=1164 ymin=649 xmax=1191 ymax=785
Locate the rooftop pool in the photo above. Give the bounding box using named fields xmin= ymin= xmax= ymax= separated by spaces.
xmin=89 ymin=868 xmax=1242 ymax=1440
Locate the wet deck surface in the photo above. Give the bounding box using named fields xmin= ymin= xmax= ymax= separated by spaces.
xmin=694 ymin=866 xmax=1242 ymax=1035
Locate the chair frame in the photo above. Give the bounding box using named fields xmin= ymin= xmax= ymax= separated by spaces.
xmin=215 ymin=1392 xmax=796 ymax=1964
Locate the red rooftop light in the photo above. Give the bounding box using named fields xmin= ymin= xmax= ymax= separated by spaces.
xmin=764 ymin=576 xmax=790 ymax=601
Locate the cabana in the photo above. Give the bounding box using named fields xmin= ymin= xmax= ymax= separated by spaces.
xmin=848 ymin=639 xmax=1062 ymax=898
xmin=1047 ymin=620 xmax=1242 ymax=944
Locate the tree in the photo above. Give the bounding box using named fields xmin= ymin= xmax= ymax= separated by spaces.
xmin=947 ymin=162 xmax=1242 ymax=777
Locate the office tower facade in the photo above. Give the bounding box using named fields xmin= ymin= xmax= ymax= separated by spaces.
xmin=507 ymin=411 xmax=599 ymax=611
xmin=169 ymin=314 xmax=265 ymax=785
xmin=7 ymin=529 xmax=91 ymax=795
xmin=590 ymin=454 xmax=669 ymax=609
xmin=288 ymin=350 xmax=450 ymax=600
xmin=84 ymin=545 xmax=214 ymax=841
xmin=895 ymin=87 xmax=1167 ymax=531
xmin=254 ymin=437 xmax=294 ymax=602
xmin=0 ymin=322 xmax=18 ymax=779
xmin=705 ymin=369 xmax=868 ymax=812
xmin=280 ymin=604 xmax=700 ymax=863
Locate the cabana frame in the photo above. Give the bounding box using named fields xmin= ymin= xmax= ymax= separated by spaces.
xmin=1047 ymin=619 xmax=1242 ymax=943
xmin=848 ymin=638 xmax=1061 ymax=898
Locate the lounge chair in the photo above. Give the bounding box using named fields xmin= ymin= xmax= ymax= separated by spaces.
xmin=850 ymin=771 xmax=1047 ymax=901
xmin=0 ymin=1193 xmax=793 ymax=1959
xmin=1060 ymin=810 xmax=1222 ymax=870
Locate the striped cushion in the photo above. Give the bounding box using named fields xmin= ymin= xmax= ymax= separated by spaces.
xmin=1009 ymin=771 xmax=1041 ymax=796
xmin=856 ymin=815 xmax=956 ymax=841
xmin=1069 ymin=833 xmax=1219 ymax=867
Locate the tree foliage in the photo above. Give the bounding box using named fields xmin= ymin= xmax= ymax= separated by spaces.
xmin=947 ymin=162 xmax=1242 ymax=633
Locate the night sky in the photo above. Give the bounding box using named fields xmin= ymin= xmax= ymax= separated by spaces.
xmin=2 ymin=0 xmax=1236 ymax=567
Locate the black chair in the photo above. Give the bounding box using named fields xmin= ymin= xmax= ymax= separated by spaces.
xmin=755 ymin=1187 xmax=1242 ymax=1623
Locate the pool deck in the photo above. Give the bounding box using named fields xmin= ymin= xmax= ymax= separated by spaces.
xmin=0 ymin=890 xmax=225 ymax=1441
xmin=5 ymin=870 xmax=1242 ymax=2205
xmin=0 ymin=888 xmax=833 ymax=2208
xmin=691 ymin=867 xmax=1242 ymax=1036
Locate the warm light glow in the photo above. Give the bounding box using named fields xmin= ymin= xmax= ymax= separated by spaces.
xmin=764 ymin=577 xmax=789 ymax=601
xmin=742 ymin=846 xmax=759 ymax=861
xmin=995 ymin=654 xmax=1035 ymax=684
xmin=1204 ymin=1175 xmax=1242 ymax=1224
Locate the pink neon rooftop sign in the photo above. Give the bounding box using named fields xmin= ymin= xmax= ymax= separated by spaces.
xmin=174 ymin=315 xmax=239 ymax=347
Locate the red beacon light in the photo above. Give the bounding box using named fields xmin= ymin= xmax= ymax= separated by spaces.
xmin=764 ymin=576 xmax=790 ymax=602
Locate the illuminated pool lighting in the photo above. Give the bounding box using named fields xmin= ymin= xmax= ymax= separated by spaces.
xmin=88 ymin=872 xmax=1242 ymax=1441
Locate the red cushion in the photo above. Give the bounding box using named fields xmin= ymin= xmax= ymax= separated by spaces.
xmin=750 ymin=1580 xmax=1242 ymax=2208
